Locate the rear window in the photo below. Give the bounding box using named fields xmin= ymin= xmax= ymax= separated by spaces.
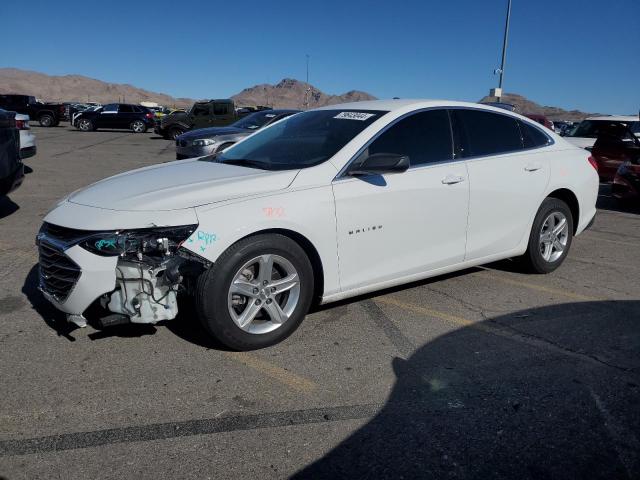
xmin=118 ymin=104 xmax=134 ymax=113
xmin=519 ymin=121 xmax=551 ymax=148
xmin=454 ymin=109 xmax=522 ymax=157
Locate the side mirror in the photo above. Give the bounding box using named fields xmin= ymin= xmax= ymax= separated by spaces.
xmin=348 ymin=153 xmax=410 ymax=176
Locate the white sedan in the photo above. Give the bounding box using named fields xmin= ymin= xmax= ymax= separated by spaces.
xmin=38 ymin=100 xmax=598 ymax=350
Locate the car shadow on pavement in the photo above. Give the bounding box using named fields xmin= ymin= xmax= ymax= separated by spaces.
xmin=293 ymin=300 xmax=640 ymax=480
xmin=0 ymin=196 xmax=19 ymax=219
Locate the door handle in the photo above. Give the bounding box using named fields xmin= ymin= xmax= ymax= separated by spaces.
xmin=441 ymin=174 xmax=465 ymax=185
xmin=524 ymin=163 xmax=542 ymax=172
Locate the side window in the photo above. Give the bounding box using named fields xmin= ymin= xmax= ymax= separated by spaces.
xmin=365 ymin=110 xmax=453 ymax=167
xmin=214 ymin=103 xmax=230 ymax=115
xmin=103 ymin=103 xmax=118 ymax=113
xmin=629 ymin=122 xmax=640 ymax=135
xmin=132 ymin=106 xmax=143 ymax=113
xmin=192 ymin=104 xmax=210 ymax=117
xmin=118 ymin=104 xmax=133 ymax=113
xmin=454 ymin=109 xmax=522 ymax=157
xmin=519 ymin=120 xmax=551 ymax=148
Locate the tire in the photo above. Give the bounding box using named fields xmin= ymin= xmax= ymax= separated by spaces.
xmin=77 ymin=119 xmax=94 ymax=132
xmin=216 ymin=142 xmax=235 ymax=153
xmin=169 ymin=127 xmax=184 ymax=140
xmin=39 ymin=114 xmax=54 ymax=127
xmin=196 ymin=234 xmax=314 ymax=350
xmin=131 ymin=120 xmax=147 ymax=133
xmin=520 ymin=197 xmax=573 ymax=274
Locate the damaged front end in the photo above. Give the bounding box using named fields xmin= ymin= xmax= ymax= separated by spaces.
xmin=36 ymin=223 xmax=206 ymax=328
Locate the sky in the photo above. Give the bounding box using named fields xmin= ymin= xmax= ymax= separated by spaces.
xmin=2 ymin=0 xmax=639 ymax=114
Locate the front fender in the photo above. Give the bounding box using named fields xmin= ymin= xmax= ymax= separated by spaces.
xmin=183 ymin=186 xmax=340 ymax=298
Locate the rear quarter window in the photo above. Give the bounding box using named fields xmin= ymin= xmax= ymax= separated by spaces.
xmin=519 ymin=120 xmax=551 ymax=148
xmin=454 ymin=109 xmax=523 ymax=157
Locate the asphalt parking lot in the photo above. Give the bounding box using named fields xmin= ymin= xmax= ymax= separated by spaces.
xmin=1 ymin=125 xmax=639 ymax=479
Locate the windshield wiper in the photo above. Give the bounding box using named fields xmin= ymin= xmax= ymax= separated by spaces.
xmin=220 ymin=158 xmax=269 ymax=170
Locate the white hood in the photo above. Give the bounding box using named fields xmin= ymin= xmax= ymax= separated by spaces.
xmin=68 ymin=159 xmax=299 ymax=211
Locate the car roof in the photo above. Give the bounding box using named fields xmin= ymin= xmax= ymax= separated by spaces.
xmin=585 ymin=115 xmax=639 ymax=122
xmin=314 ymin=98 xmax=529 ymax=114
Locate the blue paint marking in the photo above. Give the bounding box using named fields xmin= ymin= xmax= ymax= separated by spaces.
xmin=95 ymin=238 xmax=117 ymax=250
xmin=189 ymin=230 xmax=218 ymax=253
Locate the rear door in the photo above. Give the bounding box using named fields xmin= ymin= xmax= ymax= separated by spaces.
xmin=452 ymin=109 xmax=551 ymax=260
xmin=116 ymin=104 xmax=135 ymax=129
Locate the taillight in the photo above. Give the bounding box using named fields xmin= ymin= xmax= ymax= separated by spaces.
xmin=15 ymin=119 xmax=29 ymax=130
xmin=587 ymin=155 xmax=598 ymax=172
xmin=145 ymin=113 xmax=153 ymax=119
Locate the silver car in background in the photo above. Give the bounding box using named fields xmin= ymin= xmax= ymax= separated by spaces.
xmin=175 ymin=109 xmax=299 ymax=159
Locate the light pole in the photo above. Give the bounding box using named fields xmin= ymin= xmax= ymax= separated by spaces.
xmin=492 ymin=0 xmax=512 ymax=102
xmin=306 ymin=54 xmax=310 ymax=84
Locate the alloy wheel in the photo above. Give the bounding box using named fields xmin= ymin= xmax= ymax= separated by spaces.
xmin=227 ymin=254 xmax=300 ymax=334
xmin=539 ymin=211 xmax=569 ymax=262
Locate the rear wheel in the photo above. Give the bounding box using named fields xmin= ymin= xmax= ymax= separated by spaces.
xmin=131 ymin=120 xmax=147 ymax=133
xmin=520 ymin=197 xmax=573 ymax=273
xmin=196 ymin=234 xmax=314 ymax=350
xmin=39 ymin=114 xmax=54 ymax=127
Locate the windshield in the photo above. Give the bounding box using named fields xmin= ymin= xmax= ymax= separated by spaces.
xmin=232 ymin=111 xmax=284 ymax=130
xmin=569 ymin=120 xmax=633 ymax=138
xmin=203 ymin=109 xmax=387 ymax=171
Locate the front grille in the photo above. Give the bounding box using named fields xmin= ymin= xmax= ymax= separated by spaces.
xmin=38 ymin=241 xmax=81 ymax=302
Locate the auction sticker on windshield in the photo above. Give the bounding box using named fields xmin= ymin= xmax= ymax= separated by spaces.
xmin=334 ymin=112 xmax=376 ymax=121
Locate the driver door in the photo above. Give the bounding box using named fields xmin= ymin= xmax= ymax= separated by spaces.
xmin=332 ymin=109 xmax=469 ymax=292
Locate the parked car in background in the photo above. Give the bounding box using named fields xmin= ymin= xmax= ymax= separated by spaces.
xmin=73 ymin=103 xmax=155 ymax=133
xmin=0 ymin=109 xmax=24 ymax=197
xmin=155 ymin=99 xmax=238 ymax=139
xmin=37 ymin=100 xmax=597 ymax=350
xmin=175 ymin=109 xmax=299 ymax=159
xmin=0 ymin=94 xmax=66 ymax=127
xmin=15 ymin=113 xmax=36 ymax=159
xmin=612 ymin=157 xmax=640 ymax=205
xmin=591 ymin=123 xmax=640 ymax=182
xmin=524 ymin=113 xmax=554 ymax=130
xmin=564 ymin=116 xmax=640 ymax=150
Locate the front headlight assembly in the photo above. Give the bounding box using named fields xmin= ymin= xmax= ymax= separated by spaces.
xmin=192 ymin=139 xmax=215 ymax=147
xmin=80 ymin=225 xmax=197 ymax=258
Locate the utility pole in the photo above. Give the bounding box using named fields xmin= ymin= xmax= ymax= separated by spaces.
xmin=303 ymin=54 xmax=311 ymax=110
xmin=306 ymin=54 xmax=310 ymax=84
xmin=491 ymin=0 xmax=512 ymax=102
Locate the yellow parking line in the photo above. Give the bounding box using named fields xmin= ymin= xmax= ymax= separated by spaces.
xmin=375 ymin=296 xmax=473 ymax=327
xmin=480 ymin=269 xmax=599 ymax=301
xmin=223 ymin=351 xmax=317 ymax=394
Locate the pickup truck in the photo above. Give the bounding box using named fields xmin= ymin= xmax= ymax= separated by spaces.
xmin=154 ymin=99 xmax=238 ymax=140
xmin=0 ymin=109 xmax=24 ymax=197
xmin=0 ymin=94 xmax=66 ymax=127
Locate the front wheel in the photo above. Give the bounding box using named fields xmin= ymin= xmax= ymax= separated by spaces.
xmin=169 ymin=127 xmax=184 ymax=140
xmin=195 ymin=234 xmax=314 ymax=350
xmin=520 ymin=197 xmax=573 ymax=274
xmin=131 ymin=120 xmax=147 ymax=133
xmin=77 ymin=119 xmax=94 ymax=132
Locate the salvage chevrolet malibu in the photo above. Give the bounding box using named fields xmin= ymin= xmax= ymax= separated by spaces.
xmin=37 ymin=100 xmax=598 ymax=350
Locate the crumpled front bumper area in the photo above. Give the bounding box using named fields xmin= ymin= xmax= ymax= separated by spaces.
xmin=38 ymin=241 xmax=118 ymax=316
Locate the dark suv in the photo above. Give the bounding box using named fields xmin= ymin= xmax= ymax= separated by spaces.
xmin=0 ymin=109 xmax=23 ymax=197
xmin=73 ymin=103 xmax=155 ymax=133
xmin=0 ymin=94 xmax=66 ymax=127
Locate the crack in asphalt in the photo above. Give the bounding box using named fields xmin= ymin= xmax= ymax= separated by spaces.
xmin=361 ymin=299 xmax=415 ymax=359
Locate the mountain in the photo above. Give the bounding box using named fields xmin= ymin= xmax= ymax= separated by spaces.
xmin=478 ymin=93 xmax=596 ymax=121
xmin=0 ymin=68 xmax=194 ymax=107
xmin=231 ymin=78 xmax=377 ymax=109
xmin=0 ymin=68 xmax=596 ymax=120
